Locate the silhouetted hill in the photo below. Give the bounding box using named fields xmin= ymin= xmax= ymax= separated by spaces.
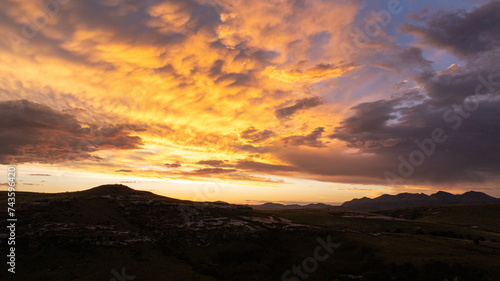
xmin=76 ymin=184 xmax=189 ymax=204
xmin=80 ymin=184 xmax=138 ymax=195
xmin=341 ymin=191 xmax=500 ymax=211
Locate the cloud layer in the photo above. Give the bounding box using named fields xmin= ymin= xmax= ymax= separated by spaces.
xmin=0 ymin=0 xmax=499 ymax=195
xmin=0 ymin=100 xmax=143 ymax=164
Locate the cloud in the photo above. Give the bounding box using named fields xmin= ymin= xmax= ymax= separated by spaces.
xmin=274 ymin=147 xmax=393 ymax=185
xmin=329 ymin=90 xmax=500 ymax=184
xmin=236 ymin=160 xmax=295 ymax=172
xmin=264 ymin=62 xmax=356 ymax=83
xmin=197 ymin=160 xmax=227 ymax=167
xmin=240 ymin=127 xmax=276 ymax=143
xmin=190 ymin=168 xmax=237 ymax=175
xmin=208 ymin=59 xmax=225 ymax=77
xmin=275 ymin=96 xmax=324 ymax=119
xmin=1 ymin=0 xmax=498 ymax=194
xmin=414 ymin=67 xmax=493 ymax=107
xmin=331 ymin=97 xmax=406 ymax=137
xmin=0 ymin=100 xmax=143 ymax=164
xmin=323 ymin=1 xmax=500 ymax=182
xmin=377 ymin=47 xmax=433 ymax=73
xmin=283 ymin=127 xmax=326 ymax=147
xmin=314 ymin=0 xmax=500 ymax=186
xmin=399 ymin=1 xmax=500 ymax=59
xmin=0 ymin=0 xmax=360 ymax=184
xmin=165 ymin=161 xmax=182 ymax=168
xmin=215 ymin=72 xmax=256 ymax=88
xmin=194 ymin=158 xmax=296 ymax=175
xmin=115 ymin=169 xmax=133 ymax=173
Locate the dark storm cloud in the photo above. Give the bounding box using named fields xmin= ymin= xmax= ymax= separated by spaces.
xmin=399 ymin=1 xmax=500 ymax=59
xmin=0 ymin=100 xmax=143 ymax=164
xmin=332 ymin=99 xmax=401 ymax=136
xmin=330 ymin=94 xmax=500 ymax=184
xmin=283 ymin=127 xmax=326 ymax=147
xmin=299 ymin=7 xmax=500 ymax=184
xmin=414 ymin=68 xmax=492 ymax=107
xmin=275 ymin=96 xmax=324 ymax=118
xmin=400 ymin=1 xmax=500 ymax=107
xmin=325 ymin=0 xmax=500 ymax=184
xmin=315 ymin=2 xmax=500 ymax=185
xmin=379 ymin=47 xmax=433 ymax=73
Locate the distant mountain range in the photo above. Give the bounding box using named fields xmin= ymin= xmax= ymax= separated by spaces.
xmin=36 ymin=184 xmax=500 ymax=213
xmin=341 ymin=191 xmax=500 ymax=212
xmin=250 ymin=191 xmax=500 ymax=211
xmin=250 ymin=202 xmax=337 ymax=210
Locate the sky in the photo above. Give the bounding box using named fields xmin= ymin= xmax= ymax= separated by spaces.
xmin=1 ymin=0 xmax=500 ymax=204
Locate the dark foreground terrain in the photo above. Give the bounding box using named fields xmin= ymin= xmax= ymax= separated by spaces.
xmin=1 ymin=185 xmax=499 ymax=280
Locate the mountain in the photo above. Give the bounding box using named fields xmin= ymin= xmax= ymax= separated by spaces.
xmin=341 ymin=191 xmax=500 ymax=211
xmin=251 ymin=202 xmax=337 ymax=210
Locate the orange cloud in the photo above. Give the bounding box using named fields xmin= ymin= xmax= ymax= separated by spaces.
xmin=0 ymin=0 xmax=363 ymax=186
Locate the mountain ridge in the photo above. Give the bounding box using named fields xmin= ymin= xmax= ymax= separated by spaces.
xmin=21 ymin=185 xmax=499 ymax=212
xmin=341 ymin=190 xmax=500 ymax=212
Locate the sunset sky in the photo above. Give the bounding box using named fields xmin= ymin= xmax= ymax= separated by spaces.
xmin=1 ymin=0 xmax=499 ymax=204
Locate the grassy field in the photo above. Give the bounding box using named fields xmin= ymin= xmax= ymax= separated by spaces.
xmin=1 ymin=188 xmax=499 ymax=280
xmin=263 ymin=206 xmax=500 ymax=279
